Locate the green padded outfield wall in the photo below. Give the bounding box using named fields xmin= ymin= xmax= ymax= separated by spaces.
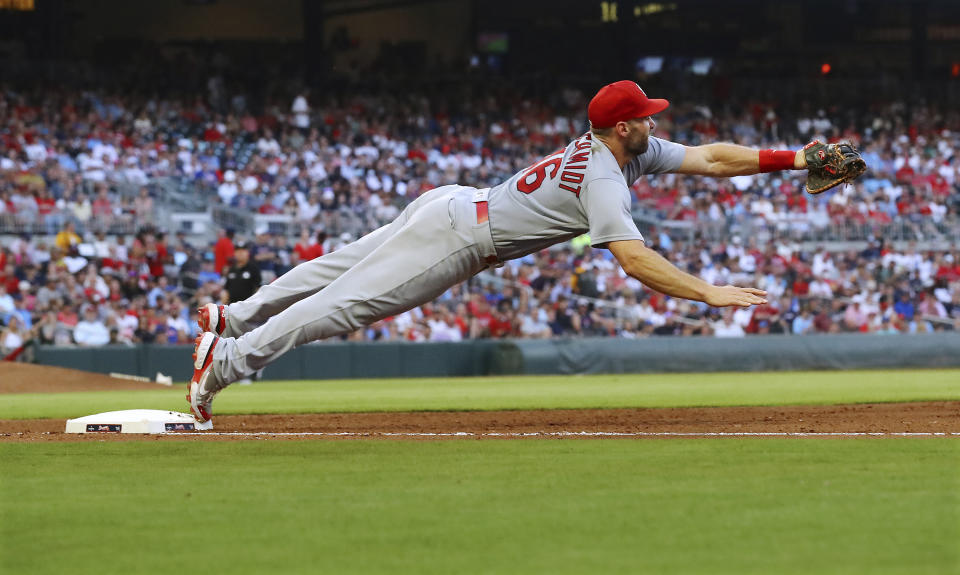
xmin=31 ymin=334 xmax=960 ymax=380
xmin=33 ymin=341 xmax=501 ymax=382
xmin=504 ymin=333 xmax=960 ymax=375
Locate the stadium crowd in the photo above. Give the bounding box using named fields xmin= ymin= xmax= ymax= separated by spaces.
xmin=1 ymin=221 xmax=958 ymax=353
xmin=1 ymin=76 xmax=959 ymax=351
xmin=1 ymin=78 xmax=958 ymax=238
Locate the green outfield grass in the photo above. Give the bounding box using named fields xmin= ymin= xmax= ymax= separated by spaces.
xmin=1 ymin=439 xmax=957 ymax=575
xmin=1 ymin=369 xmax=959 ymax=420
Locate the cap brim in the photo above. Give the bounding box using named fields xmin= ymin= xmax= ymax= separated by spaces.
xmin=638 ymin=98 xmax=669 ymax=117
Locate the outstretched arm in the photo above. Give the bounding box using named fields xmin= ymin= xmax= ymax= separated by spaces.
xmin=676 ymin=143 xmax=806 ymax=177
xmin=608 ymin=239 xmax=767 ymax=308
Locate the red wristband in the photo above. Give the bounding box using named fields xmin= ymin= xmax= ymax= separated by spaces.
xmin=758 ymin=149 xmax=796 ymax=173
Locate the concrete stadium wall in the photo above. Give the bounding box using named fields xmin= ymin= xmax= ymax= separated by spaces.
xmin=32 ymin=334 xmax=960 ymax=381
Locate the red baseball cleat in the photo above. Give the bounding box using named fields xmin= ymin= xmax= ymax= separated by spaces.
xmin=197 ymin=303 xmax=226 ymax=336
xmin=186 ymin=332 xmax=221 ymax=423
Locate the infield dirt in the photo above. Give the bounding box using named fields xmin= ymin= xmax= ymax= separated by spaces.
xmin=0 ymin=362 xmax=164 ymax=393
xmin=3 ymin=362 xmax=958 ymax=442
xmin=2 ymin=401 xmax=959 ymax=442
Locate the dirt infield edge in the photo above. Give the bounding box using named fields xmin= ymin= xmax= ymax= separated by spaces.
xmin=2 ymin=401 xmax=958 ymax=442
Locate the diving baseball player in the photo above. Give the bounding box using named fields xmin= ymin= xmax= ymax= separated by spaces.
xmin=187 ymin=80 xmax=865 ymax=422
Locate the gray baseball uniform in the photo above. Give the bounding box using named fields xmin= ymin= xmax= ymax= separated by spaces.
xmin=211 ymin=133 xmax=686 ymax=384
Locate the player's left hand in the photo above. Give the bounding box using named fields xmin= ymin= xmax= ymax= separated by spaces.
xmin=705 ymin=286 xmax=768 ymax=308
xmin=802 ymin=140 xmax=867 ymax=194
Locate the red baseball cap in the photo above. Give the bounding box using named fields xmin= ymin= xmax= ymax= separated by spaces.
xmin=588 ymin=81 xmax=669 ymax=129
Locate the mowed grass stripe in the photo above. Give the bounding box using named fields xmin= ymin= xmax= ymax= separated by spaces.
xmin=1 ymin=369 xmax=959 ymax=420
xmin=1 ymin=439 xmax=957 ymax=575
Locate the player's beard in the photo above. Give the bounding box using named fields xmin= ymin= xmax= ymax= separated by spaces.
xmin=625 ymin=131 xmax=649 ymax=156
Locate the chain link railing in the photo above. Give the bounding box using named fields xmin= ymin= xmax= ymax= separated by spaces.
xmin=0 ymin=213 xmax=139 ymax=236
xmin=633 ymin=209 xmax=960 ymax=248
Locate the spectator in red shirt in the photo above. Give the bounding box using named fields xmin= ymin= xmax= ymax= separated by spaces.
xmin=468 ymin=294 xmax=493 ymax=338
xmin=293 ymin=229 xmax=325 ymax=262
xmin=0 ymin=263 xmax=19 ymax=295
xmin=812 ymin=304 xmax=835 ymax=333
xmin=935 ymin=253 xmax=960 ymax=282
xmin=746 ymin=302 xmax=778 ymax=334
xmin=488 ymin=303 xmax=515 ymax=339
xmin=56 ymin=302 xmax=79 ymax=328
xmin=34 ymin=188 xmax=62 ymax=233
xmin=92 ymin=186 xmax=114 ymax=224
xmin=144 ymin=232 xmax=169 ymax=278
xmin=213 ymin=228 xmax=235 ymax=276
